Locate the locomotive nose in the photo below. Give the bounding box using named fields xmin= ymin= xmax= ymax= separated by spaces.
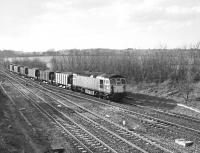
xmin=113 ymin=85 xmax=125 ymax=93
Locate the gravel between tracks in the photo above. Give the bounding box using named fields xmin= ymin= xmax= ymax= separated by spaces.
xmin=0 ymin=78 xmax=80 ymax=153
xmin=1 ymin=70 xmax=200 ymax=152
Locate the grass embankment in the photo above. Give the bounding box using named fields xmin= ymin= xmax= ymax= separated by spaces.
xmin=0 ymin=88 xmax=37 ymax=153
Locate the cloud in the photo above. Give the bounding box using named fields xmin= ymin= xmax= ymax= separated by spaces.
xmin=43 ymin=0 xmax=144 ymax=11
xmin=128 ymin=0 xmax=200 ymax=27
xmin=0 ymin=0 xmax=49 ymax=36
xmin=159 ymin=0 xmax=200 ymax=7
xmin=0 ymin=0 xmax=200 ymax=50
xmin=43 ymin=0 xmax=114 ymax=11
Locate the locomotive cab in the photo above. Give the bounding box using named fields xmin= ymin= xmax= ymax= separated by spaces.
xmin=97 ymin=74 xmax=127 ymax=100
xmin=109 ymin=77 xmax=126 ymax=93
xmin=109 ymin=76 xmax=126 ymax=100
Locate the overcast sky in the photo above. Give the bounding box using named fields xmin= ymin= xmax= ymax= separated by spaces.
xmin=0 ymin=0 xmax=200 ymax=51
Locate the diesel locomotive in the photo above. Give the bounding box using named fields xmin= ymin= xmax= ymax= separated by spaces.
xmin=8 ymin=64 xmax=127 ymax=100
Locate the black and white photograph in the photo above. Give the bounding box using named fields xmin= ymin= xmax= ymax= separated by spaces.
xmin=0 ymin=0 xmax=200 ymax=152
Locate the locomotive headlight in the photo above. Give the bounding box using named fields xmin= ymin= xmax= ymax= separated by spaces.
xmin=106 ymin=85 xmax=110 ymax=90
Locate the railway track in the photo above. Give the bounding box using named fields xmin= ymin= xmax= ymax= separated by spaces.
xmin=33 ymin=80 xmax=200 ymax=146
xmin=29 ymin=77 xmax=200 ymax=126
xmin=23 ymin=74 xmax=200 ymax=135
xmin=1 ymin=71 xmax=175 ymax=153
xmin=135 ymin=105 xmax=200 ymax=123
xmin=46 ymin=83 xmax=200 ymax=132
xmin=35 ymin=82 xmax=200 ymax=152
xmin=5 ymin=78 xmax=122 ymax=153
xmin=3 ymin=66 xmax=200 ymax=128
xmin=1 ymin=69 xmax=174 ymax=153
xmin=4 ymin=80 xmax=103 ymax=153
xmin=2 ymin=70 xmax=198 ymax=152
xmin=4 ymin=69 xmax=200 ymax=151
xmin=33 ymin=88 xmax=174 ymax=153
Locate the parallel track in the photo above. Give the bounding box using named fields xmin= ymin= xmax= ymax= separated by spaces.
xmin=20 ymin=73 xmax=200 ymax=135
xmin=5 ymin=78 xmax=120 ymax=153
xmin=44 ymin=82 xmax=200 ymax=133
xmin=1 ymin=69 xmax=174 ymax=153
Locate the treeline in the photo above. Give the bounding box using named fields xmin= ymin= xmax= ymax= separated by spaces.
xmin=11 ymin=59 xmax=47 ymax=70
xmin=50 ymin=49 xmax=200 ymax=84
xmin=0 ymin=50 xmax=22 ymax=58
xmin=0 ymin=49 xmax=59 ymax=58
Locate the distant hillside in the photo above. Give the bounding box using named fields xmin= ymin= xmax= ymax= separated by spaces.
xmin=2 ymin=48 xmax=200 ymax=57
xmin=0 ymin=49 xmax=58 ymax=58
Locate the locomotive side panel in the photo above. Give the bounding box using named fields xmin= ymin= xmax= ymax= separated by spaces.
xmin=73 ymin=74 xmax=99 ymax=91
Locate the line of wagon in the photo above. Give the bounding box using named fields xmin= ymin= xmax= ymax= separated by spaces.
xmin=9 ymin=64 xmax=127 ymax=100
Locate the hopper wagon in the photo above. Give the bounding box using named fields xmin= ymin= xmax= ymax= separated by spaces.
xmin=19 ymin=66 xmax=28 ymax=76
xmin=13 ymin=65 xmax=19 ymax=73
xmin=40 ymin=70 xmax=55 ymax=83
xmin=55 ymin=72 xmax=73 ymax=88
xmin=9 ymin=64 xmax=14 ymax=72
xmin=28 ymin=68 xmax=40 ymax=79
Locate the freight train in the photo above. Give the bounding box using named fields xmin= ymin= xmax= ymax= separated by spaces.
xmin=8 ymin=64 xmax=127 ymax=100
